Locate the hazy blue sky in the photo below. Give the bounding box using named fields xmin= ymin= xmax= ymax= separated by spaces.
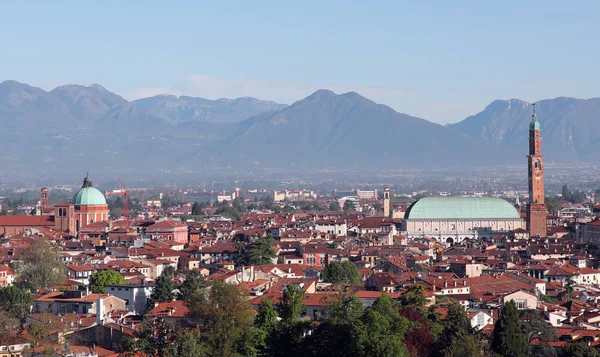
xmin=1 ymin=1 xmax=599 ymax=123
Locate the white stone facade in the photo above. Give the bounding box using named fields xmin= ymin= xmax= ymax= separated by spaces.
xmin=403 ymin=218 xmax=526 ymax=246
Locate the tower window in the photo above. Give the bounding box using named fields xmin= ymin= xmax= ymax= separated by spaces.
xmin=534 ymin=159 xmax=541 ymax=170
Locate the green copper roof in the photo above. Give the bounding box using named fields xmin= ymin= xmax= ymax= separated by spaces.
xmin=405 ymin=197 xmax=520 ymax=220
xmin=72 ymin=175 xmax=107 ymax=206
xmin=530 ymin=120 xmax=540 ymax=130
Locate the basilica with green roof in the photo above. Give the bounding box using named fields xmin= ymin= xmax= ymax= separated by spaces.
xmin=402 ymin=196 xmax=525 ymax=246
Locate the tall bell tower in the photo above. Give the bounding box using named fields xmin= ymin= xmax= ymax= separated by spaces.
xmin=526 ymin=103 xmax=547 ymax=237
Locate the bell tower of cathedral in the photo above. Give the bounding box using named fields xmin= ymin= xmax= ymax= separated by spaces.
xmin=526 ymin=103 xmax=547 ymax=237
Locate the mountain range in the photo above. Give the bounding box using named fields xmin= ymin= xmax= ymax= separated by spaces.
xmin=1 ymin=80 xmax=598 ymax=180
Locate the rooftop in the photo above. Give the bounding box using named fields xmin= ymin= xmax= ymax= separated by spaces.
xmin=405 ymin=197 xmax=521 ymax=220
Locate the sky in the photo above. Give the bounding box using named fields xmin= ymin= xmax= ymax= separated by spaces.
xmin=1 ymin=1 xmax=599 ymax=124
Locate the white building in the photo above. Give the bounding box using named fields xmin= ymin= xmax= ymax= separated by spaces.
xmin=105 ymin=283 xmax=153 ymax=314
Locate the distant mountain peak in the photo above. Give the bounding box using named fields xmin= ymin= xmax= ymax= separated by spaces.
xmin=307 ymin=89 xmax=336 ymax=99
xmin=90 ymin=83 xmax=107 ymax=91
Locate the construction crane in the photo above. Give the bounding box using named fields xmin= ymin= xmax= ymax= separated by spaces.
xmin=105 ymin=178 xmax=129 ymax=220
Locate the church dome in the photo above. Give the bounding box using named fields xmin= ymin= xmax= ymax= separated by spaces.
xmin=405 ymin=197 xmax=520 ymax=220
xmin=72 ymin=175 xmax=107 ymax=206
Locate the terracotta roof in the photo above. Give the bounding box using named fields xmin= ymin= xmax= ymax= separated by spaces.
xmin=0 ymin=215 xmax=54 ymax=226
xmin=146 ymin=300 xmax=189 ymax=317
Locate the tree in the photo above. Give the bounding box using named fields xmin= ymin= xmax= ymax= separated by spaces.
xmin=16 ymin=239 xmax=66 ymax=291
xmin=89 ymin=270 xmax=126 ymax=293
xmin=595 ymin=189 xmax=600 ymax=203
xmin=28 ymin=323 xmax=56 ymax=356
xmin=492 ymin=300 xmax=528 ymax=357
xmin=161 ymin=194 xmax=180 ymax=209
xmin=329 ymin=202 xmax=341 ymax=211
xmin=562 ymin=184 xmax=571 ymax=201
xmin=255 ymin=298 xmax=278 ymax=332
xmin=442 ymin=334 xmax=481 ymax=357
xmin=178 ymin=269 xmax=206 ymax=301
xmin=440 ymin=302 xmax=472 ymax=345
xmin=559 ymin=342 xmax=600 ymax=357
xmin=439 ymin=302 xmax=480 ymax=357
xmin=545 ymin=196 xmax=562 ymax=215
xmin=399 ymin=284 xmax=428 ymax=309
xmin=276 ymin=284 xmax=305 ymax=324
xmin=216 ymin=205 xmax=242 ymax=221
xmin=191 ymin=202 xmax=203 ymax=216
xmin=120 ymin=317 xmax=178 ymax=357
xmin=321 ymin=261 xmax=361 ymax=285
xmin=0 ymin=310 xmax=20 ymax=346
xmin=186 ymin=280 xmax=261 ymax=357
xmin=0 ymin=285 xmax=34 ymax=320
xmin=246 ymin=235 xmax=277 ymax=265
xmin=362 ymin=294 xmax=410 ymax=357
xmin=520 ymin=309 xmax=557 ymax=355
xmin=564 ymin=275 xmax=577 ymax=301
xmin=304 ymin=288 xmax=366 ymax=357
xmin=270 ymin=284 xmax=311 ymax=357
xmin=146 ymin=266 xmax=176 ymax=310
xmin=342 ymin=200 xmax=355 ymax=212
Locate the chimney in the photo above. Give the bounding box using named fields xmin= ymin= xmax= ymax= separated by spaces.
xmin=96 ymin=297 xmax=104 ymax=325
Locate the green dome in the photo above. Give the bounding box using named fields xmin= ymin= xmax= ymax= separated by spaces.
xmin=405 ymin=197 xmax=520 ymax=220
xmin=530 ymin=120 xmax=540 ymax=130
xmin=72 ymin=175 xmax=107 ymax=206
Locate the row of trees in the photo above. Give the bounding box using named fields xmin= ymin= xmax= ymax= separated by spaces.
xmin=122 ymin=276 xmax=600 ymax=357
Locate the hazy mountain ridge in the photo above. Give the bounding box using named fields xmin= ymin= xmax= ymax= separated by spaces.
xmin=223 ymin=89 xmax=504 ymax=167
xmin=1 ymin=80 xmax=599 ymax=177
xmin=131 ymin=94 xmax=287 ymax=124
xmin=450 ymin=97 xmax=600 ymax=162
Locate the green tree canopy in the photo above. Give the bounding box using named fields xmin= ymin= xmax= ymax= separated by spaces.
xmin=0 ymin=285 xmax=33 ymax=320
xmin=178 ymin=269 xmax=206 ymax=301
xmin=545 ymin=196 xmax=562 ymax=215
xmin=89 ymin=270 xmax=126 ymax=293
xmin=329 ymin=202 xmax=341 ymax=211
xmin=492 ymin=300 xmax=528 ymax=357
xmin=186 ymin=280 xmax=262 ymax=356
xmin=342 ymin=200 xmax=355 ymax=212
xmin=399 ymin=284 xmax=428 ymax=309
xmin=216 ymin=205 xmax=242 ymax=221
xmin=16 ymin=239 xmax=66 ymax=291
xmin=246 ymin=235 xmax=277 ymax=265
xmin=559 ymin=342 xmax=600 ymax=357
xmin=146 ymin=266 xmax=176 ymax=311
xmin=191 ymin=202 xmax=204 ymax=215
xmin=362 ymin=294 xmax=410 ymax=357
xmin=321 ymin=261 xmax=361 ymax=285
xmin=304 ymin=288 xmax=366 ymax=357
